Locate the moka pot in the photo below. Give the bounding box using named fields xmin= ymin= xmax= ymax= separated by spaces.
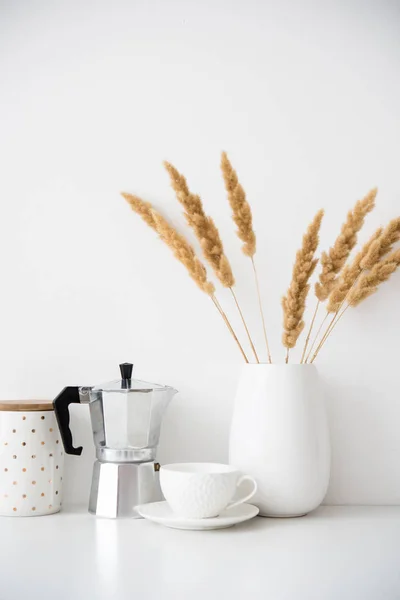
xmin=53 ymin=363 xmax=177 ymax=518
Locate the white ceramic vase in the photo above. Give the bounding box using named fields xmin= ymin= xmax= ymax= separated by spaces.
xmin=229 ymin=364 xmax=330 ymax=517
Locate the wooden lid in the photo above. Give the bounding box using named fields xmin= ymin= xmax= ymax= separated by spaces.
xmin=0 ymin=400 xmax=54 ymax=412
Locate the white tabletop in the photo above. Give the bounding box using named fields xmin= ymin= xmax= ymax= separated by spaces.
xmin=1 ymin=505 xmax=399 ymax=600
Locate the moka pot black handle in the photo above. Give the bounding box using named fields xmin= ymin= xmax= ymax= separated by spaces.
xmin=53 ymin=386 xmax=83 ymax=456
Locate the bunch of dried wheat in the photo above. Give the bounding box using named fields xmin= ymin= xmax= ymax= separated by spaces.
xmin=122 ymin=158 xmax=399 ymax=364
xmin=302 ymin=189 xmax=377 ymax=363
xmin=164 ymin=160 xmax=259 ymax=363
xmin=308 ymin=215 xmax=400 ymax=362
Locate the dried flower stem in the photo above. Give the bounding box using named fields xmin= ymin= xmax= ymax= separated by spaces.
xmin=305 ymin=312 xmax=329 ymax=363
xmin=310 ymin=304 xmax=350 ymax=363
xmin=312 ymin=270 xmax=365 ymax=361
xmin=220 ymin=152 xmax=266 ymax=362
xmin=230 ymin=288 xmax=259 ymax=363
xmin=252 ymin=257 xmax=272 ymax=363
xmin=233 ymin=292 xmax=259 ymax=362
xmin=310 ymin=299 xmax=350 ymax=364
xmin=211 ymin=295 xmax=249 ymax=362
xmin=300 ymin=300 xmax=320 ymax=363
xmin=310 ymin=313 xmax=337 ymax=363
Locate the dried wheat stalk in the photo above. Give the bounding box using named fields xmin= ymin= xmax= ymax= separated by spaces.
xmin=327 ymin=227 xmax=383 ymax=313
xmin=123 ymin=192 xmax=215 ymax=294
xmin=282 ymin=209 xmax=324 ymax=362
xmin=220 ymin=152 xmax=272 ymax=362
xmin=121 ymin=192 xmax=156 ymax=229
xmin=164 ymin=161 xmax=258 ymax=362
xmin=359 ymin=217 xmax=400 ymax=270
xmin=151 ymin=211 xmax=216 ymax=295
xmin=348 ymin=248 xmax=400 ymax=306
xmin=309 ymin=273 xmax=361 ymax=364
xmin=220 ymin=152 xmax=256 ymax=257
xmin=122 ymin=192 xmax=249 ymax=361
xmin=310 ymin=248 xmax=400 ymax=362
xmin=164 ymin=161 xmax=235 ymax=287
xmin=315 ymin=188 xmax=377 ymax=301
xmin=211 ymin=295 xmax=249 ymax=362
xmin=300 ymin=299 xmax=323 ymax=363
xmin=304 ymin=189 xmax=377 ymax=362
xmin=315 ymin=218 xmax=400 ymax=358
xmin=311 ymin=221 xmax=400 ymax=362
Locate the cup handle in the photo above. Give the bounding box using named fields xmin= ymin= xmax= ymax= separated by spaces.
xmin=226 ymin=475 xmax=258 ymax=510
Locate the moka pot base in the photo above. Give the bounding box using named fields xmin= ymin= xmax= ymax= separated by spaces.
xmin=89 ymin=460 xmax=162 ymax=519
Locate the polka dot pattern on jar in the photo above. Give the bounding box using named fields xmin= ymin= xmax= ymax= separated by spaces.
xmin=0 ymin=409 xmax=64 ymax=516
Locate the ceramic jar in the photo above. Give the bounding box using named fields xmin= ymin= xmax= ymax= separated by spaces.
xmin=0 ymin=400 xmax=64 ymax=516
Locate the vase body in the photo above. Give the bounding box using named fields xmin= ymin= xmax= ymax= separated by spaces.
xmin=229 ymin=364 xmax=330 ymax=517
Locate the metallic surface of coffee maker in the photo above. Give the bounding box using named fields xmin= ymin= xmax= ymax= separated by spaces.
xmin=53 ymin=363 xmax=177 ymax=518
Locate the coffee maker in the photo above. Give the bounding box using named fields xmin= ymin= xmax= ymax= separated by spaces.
xmin=53 ymin=363 xmax=177 ymax=518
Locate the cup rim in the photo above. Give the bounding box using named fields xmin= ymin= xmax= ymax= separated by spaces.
xmin=161 ymin=462 xmax=237 ymax=475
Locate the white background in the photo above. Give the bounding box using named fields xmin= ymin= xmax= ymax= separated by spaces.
xmin=0 ymin=0 xmax=399 ymax=506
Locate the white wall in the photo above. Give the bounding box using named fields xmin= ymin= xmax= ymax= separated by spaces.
xmin=0 ymin=0 xmax=399 ymax=506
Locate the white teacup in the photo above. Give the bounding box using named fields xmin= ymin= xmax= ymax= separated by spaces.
xmin=160 ymin=462 xmax=258 ymax=519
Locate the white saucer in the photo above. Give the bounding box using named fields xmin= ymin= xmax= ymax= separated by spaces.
xmin=136 ymin=501 xmax=259 ymax=530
